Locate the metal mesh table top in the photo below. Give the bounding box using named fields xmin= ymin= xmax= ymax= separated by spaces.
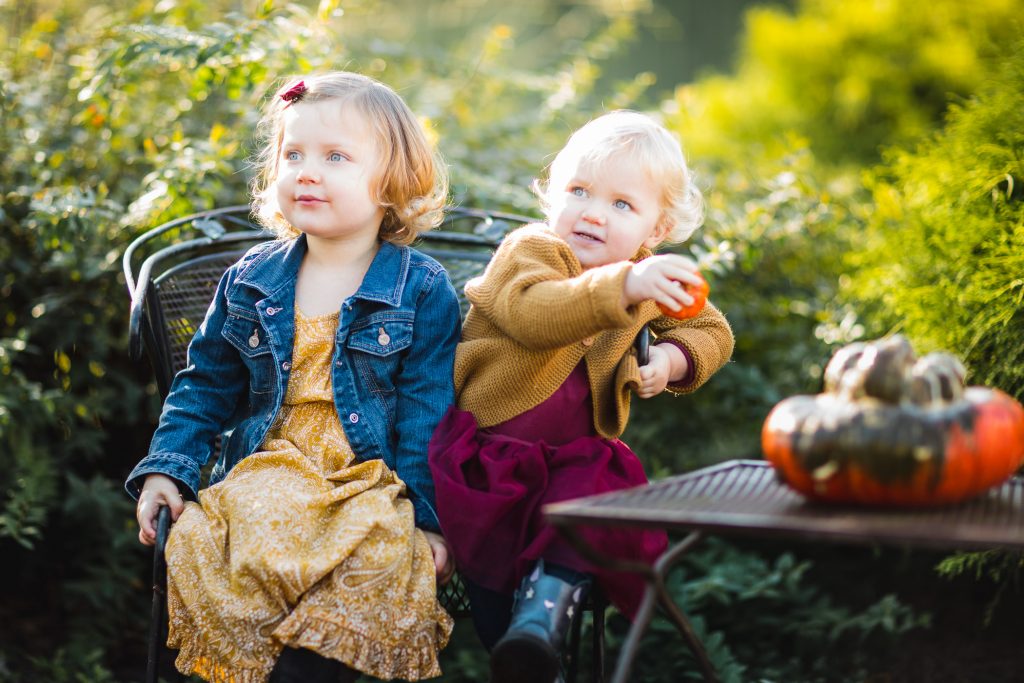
xmin=545 ymin=460 xmax=1024 ymax=551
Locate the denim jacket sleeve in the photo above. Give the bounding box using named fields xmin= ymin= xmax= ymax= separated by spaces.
xmin=396 ymin=268 xmax=461 ymax=532
xmin=124 ymin=265 xmax=248 ymax=500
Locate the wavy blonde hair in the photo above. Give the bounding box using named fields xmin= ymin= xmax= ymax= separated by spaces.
xmin=536 ymin=110 xmax=704 ymax=244
xmin=251 ymin=71 xmax=447 ymax=245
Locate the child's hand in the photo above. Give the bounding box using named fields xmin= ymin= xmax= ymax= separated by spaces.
xmin=635 ymin=343 xmax=674 ymax=398
xmin=622 ymin=254 xmax=702 ymax=311
xmin=136 ymin=474 xmax=185 ymax=546
xmin=422 ymin=530 xmax=456 ymax=585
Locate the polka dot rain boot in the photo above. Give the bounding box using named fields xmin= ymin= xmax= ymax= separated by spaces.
xmin=490 ymin=560 xmax=590 ymax=683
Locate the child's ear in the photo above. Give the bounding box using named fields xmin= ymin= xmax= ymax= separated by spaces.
xmin=643 ymin=220 xmax=672 ymax=249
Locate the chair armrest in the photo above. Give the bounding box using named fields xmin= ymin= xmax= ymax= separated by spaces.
xmin=153 ymin=505 xmax=171 ymax=592
xmin=635 ymin=325 xmax=650 ymax=366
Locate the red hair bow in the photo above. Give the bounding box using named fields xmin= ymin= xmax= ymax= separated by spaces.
xmin=280 ymin=80 xmax=306 ymax=104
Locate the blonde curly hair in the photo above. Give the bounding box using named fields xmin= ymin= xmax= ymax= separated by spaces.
xmin=251 ymin=71 xmax=447 ymax=245
xmin=536 ymin=110 xmax=704 ymax=244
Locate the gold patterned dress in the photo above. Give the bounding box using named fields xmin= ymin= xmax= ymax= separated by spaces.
xmin=164 ymin=309 xmax=453 ymax=682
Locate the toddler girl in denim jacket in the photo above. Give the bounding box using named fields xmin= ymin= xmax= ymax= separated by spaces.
xmin=126 ymin=72 xmax=458 ymax=683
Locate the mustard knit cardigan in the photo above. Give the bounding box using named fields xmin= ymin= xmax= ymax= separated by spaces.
xmin=454 ymin=224 xmax=735 ymax=439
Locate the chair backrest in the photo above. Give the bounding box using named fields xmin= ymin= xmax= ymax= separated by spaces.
xmin=124 ymin=205 xmax=534 ymax=398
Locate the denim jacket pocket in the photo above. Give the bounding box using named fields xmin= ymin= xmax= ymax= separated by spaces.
xmin=346 ymin=312 xmax=413 ymax=404
xmin=221 ymin=306 xmax=275 ymax=394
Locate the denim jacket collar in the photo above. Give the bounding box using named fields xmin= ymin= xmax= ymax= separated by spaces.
xmin=234 ymin=234 xmax=409 ymax=307
xmin=354 ymin=240 xmax=409 ymax=306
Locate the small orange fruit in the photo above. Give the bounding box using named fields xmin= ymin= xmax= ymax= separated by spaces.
xmin=658 ymin=272 xmax=709 ymax=319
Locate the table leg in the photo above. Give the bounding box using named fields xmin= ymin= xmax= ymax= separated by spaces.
xmin=646 ymin=535 xmax=718 ymax=683
xmin=555 ymin=526 xmax=718 ymax=683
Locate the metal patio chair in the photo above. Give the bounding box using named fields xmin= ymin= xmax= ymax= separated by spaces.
xmin=124 ymin=204 xmax=611 ymax=683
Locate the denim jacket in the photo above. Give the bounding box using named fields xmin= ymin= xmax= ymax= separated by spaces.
xmin=125 ymin=234 xmax=461 ymax=531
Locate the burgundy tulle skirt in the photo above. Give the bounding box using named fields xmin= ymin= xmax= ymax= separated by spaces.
xmin=428 ymin=401 xmax=667 ymax=620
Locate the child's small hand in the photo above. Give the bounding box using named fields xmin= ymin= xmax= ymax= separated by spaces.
xmin=136 ymin=474 xmax=186 ymax=546
xmin=636 ymin=343 xmax=674 ymax=398
xmin=623 ymin=254 xmax=702 ymax=311
xmin=422 ymin=530 xmax=456 ymax=585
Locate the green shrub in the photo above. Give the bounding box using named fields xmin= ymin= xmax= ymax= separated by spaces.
xmin=841 ymin=44 xmax=1024 ymax=626
xmin=668 ymin=0 xmax=1021 ymax=166
xmin=844 ymin=41 xmax=1024 ymax=400
xmin=615 ymin=539 xmax=929 ymax=682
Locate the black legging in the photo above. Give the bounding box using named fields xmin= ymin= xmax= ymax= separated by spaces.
xmin=268 ymin=646 xmax=359 ymax=683
xmin=464 ymin=577 xmax=515 ymax=651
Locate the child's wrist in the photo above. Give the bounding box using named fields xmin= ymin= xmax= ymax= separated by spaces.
xmin=655 ymin=341 xmax=689 ymax=383
xmin=656 ymin=340 xmax=696 ymax=387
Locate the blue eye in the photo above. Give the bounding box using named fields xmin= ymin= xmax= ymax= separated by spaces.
xmin=614 ymin=199 xmax=632 ymax=210
xmin=570 ymin=187 xmax=587 ymax=197
xmin=328 ymin=152 xmax=345 ymax=162
xmin=285 ymin=151 xmax=300 ymax=161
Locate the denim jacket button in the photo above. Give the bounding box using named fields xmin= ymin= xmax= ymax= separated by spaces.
xmin=248 ymin=331 xmax=260 ymax=348
xmin=281 ymin=361 xmax=291 ymax=371
xmin=266 ymin=306 xmax=279 ymax=316
xmin=348 ymin=413 xmax=359 ymax=423
xmin=335 ymin=360 xmax=343 ymax=367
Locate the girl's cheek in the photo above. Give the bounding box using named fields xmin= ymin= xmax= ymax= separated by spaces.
xmin=274 ymin=179 xmax=291 ymax=204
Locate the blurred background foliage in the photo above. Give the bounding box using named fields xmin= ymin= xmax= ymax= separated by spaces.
xmin=2 ymin=0 xmax=1022 ymax=680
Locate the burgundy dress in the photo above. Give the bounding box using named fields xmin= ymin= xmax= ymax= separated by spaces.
xmin=428 ymin=363 xmax=668 ymax=620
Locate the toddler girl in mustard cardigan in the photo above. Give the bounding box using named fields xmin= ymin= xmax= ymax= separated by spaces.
xmin=428 ymin=110 xmax=734 ymax=683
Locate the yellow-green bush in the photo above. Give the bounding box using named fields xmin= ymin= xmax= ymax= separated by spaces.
xmin=845 ymin=41 xmax=1024 ymax=400
xmin=669 ymin=0 xmax=1021 ymax=165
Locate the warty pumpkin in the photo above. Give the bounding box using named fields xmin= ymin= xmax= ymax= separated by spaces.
xmin=762 ymin=335 xmax=1024 ymax=505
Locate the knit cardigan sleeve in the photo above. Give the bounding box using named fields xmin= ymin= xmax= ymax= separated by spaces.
xmin=464 ymin=224 xmax=642 ymax=350
xmin=649 ymin=300 xmax=734 ymax=394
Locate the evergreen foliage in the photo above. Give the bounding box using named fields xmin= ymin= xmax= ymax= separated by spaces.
xmin=845 ymin=41 xmax=1024 ymax=400
xmin=668 ymin=0 xmax=1021 ymax=165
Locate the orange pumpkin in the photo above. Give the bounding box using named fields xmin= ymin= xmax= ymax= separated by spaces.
xmin=762 ymin=335 xmax=1024 ymax=505
xmin=658 ymin=272 xmax=709 ymax=320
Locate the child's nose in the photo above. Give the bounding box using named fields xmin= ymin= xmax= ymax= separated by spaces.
xmin=296 ymin=165 xmax=319 ymax=183
xmin=581 ymin=206 xmax=605 ymax=225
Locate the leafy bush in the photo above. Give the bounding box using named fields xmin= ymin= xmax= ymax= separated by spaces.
xmin=609 ymin=539 xmax=928 ymax=682
xmin=844 ymin=40 xmax=1024 ymax=400
xmin=668 ymin=0 xmax=1021 ymax=165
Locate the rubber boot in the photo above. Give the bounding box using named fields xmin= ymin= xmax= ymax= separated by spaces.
xmin=490 ymin=560 xmax=590 ymax=683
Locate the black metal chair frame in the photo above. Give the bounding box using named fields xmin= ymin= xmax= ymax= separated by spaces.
xmin=124 ymin=205 xmax=611 ymax=683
